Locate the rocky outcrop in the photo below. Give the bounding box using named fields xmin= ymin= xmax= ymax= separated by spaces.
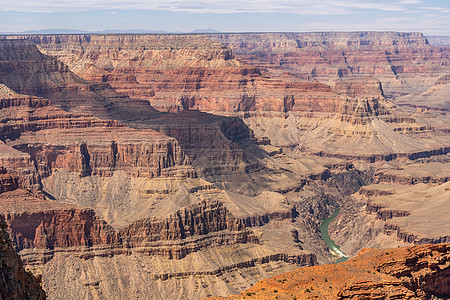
xmin=210 ymin=32 xmax=450 ymax=98
xmin=0 ymin=33 xmax=448 ymax=300
xmin=0 ymin=38 xmax=265 ymax=187
xmin=0 ymin=142 xmax=40 ymax=191
xmin=0 ymin=39 xmax=161 ymax=123
xmin=12 ymin=34 xmax=395 ymax=117
xmin=373 ymin=163 xmax=450 ymax=185
xmin=0 ymin=214 xmax=46 ymax=300
xmin=146 ymin=111 xmax=249 ymax=170
xmin=13 ymin=128 xmax=193 ymax=179
xmin=331 ymin=174 xmax=450 ymax=257
xmin=0 ymin=168 xmax=18 ymax=193
xmin=0 ymin=185 xmax=265 ymax=261
xmin=212 ymin=243 xmax=450 ymax=300
xmin=0 ymin=81 xmax=193 ymax=181
xmin=4 ymin=203 xmax=116 ymax=252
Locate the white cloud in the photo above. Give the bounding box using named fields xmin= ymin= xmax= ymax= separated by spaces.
xmin=302 ymin=13 xmax=449 ymax=35
xmin=0 ymin=0 xmax=432 ymax=14
xmin=398 ymin=0 xmax=422 ymax=4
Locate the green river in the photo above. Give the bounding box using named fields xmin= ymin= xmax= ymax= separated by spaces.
xmin=319 ymin=207 xmax=348 ymax=263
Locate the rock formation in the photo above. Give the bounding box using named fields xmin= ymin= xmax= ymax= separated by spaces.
xmin=11 ymin=34 xmax=394 ymax=117
xmin=17 ymin=34 xmax=450 ymax=161
xmin=331 ymin=160 xmax=450 ymax=256
xmin=211 ymin=243 xmax=450 ymax=299
xmin=209 ymin=32 xmax=450 ymax=98
xmin=0 ymin=33 xmax=448 ymax=300
xmin=0 ymin=39 xmax=162 ymax=122
xmin=0 ymin=214 xmax=46 ymax=299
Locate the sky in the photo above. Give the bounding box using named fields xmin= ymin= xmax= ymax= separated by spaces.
xmin=0 ymin=0 xmax=449 ymax=35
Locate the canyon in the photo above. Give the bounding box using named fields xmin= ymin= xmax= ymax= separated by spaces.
xmin=0 ymin=32 xmax=448 ymax=299
xmin=212 ymin=243 xmax=450 ymax=299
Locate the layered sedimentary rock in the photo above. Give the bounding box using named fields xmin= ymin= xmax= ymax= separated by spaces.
xmin=0 ymin=33 xmax=449 ymax=300
xmin=7 ymin=35 xmax=449 ymax=163
xmin=394 ymin=75 xmax=450 ymax=111
xmin=213 ymin=243 xmax=450 ymax=300
xmin=427 ymin=35 xmax=450 ymax=47
xmin=372 ymin=162 xmax=450 ymax=184
xmin=0 ymin=83 xmax=193 ymax=190
xmin=0 ymin=214 xmax=46 ymax=300
xmin=1 ymin=185 xmax=319 ymax=299
xmin=13 ymin=34 xmax=394 ymax=117
xmin=19 ymin=32 xmax=448 ymax=163
xmin=0 ymin=38 xmax=265 ymax=185
xmin=330 ymin=160 xmax=450 ymax=256
xmin=0 ymin=39 xmax=161 ymax=122
xmin=210 ymin=32 xmax=450 ymax=99
xmin=15 ymin=33 xmax=449 ymax=163
xmin=0 ymin=167 xmax=319 ymax=299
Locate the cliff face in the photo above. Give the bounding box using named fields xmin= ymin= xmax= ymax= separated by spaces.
xmin=17 ymin=33 xmax=450 ymax=163
xmin=0 ymin=33 xmax=448 ymax=300
xmin=19 ymin=34 xmax=393 ymax=117
xmin=213 ymin=243 xmax=450 ymax=300
xmin=0 ymin=157 xmax=328 ymax=299
xmin=210 ymin=32 xmax=450 ymax=99
xmin=330 ymin=161 xmax=450 ymax=257
xmin=1 ymin=190 xmax=257 ymax=260
xmin=0 ymin=39 xmax=161 ymax=122
xmin=0 ymin=82 xmax=192 ymax=185
xmin=0 ymin=214 xmax=46 ymax=300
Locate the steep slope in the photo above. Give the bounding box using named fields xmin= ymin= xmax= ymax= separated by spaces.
xmin=12 ymin=34 xmax=393 ymax=117
xmin=210 ymin=32 xmax=450 ymax=100
xmin=0 ymin=213 xmax=46 ymax=300
xmin=0 ymin=39 xmax=161 ymax=122
xmin=330 ymin=160 xmax=450 ymax=257
xmin=0 ymin=165 xmax=319 ymax=299
xmin=212 ymin=243 xmax=450 ymax=300
xmin=0 ymin=83 xmax=192 ymax=193
xmin=0 ymin=34 xmax=448 ymax=300
xmin=15 ymin=34 xmax=449 ymax=162
xmin=394 ymin=75 xmax=450 ymax=111
xmin=0 ymin=42 xmax=325 ymax=299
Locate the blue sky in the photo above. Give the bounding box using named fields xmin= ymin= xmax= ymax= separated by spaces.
xmin=0 ymin=0 xmax=449 ymax=35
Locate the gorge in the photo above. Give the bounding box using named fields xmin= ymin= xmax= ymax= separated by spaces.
xmin=0 ymin=31 xmax=448 ymax=299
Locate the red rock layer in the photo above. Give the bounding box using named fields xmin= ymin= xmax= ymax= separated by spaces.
xmin=0 ymin=38 xmax=262 ymax=177
xmin=0 ymin=214 xmax=46 ymax=300
xmin=0 ymin=172 xmax=263 ymax=261
xmin=2 ymin=190 xmax=116 ymax=251
xmin=212 ymin=243 xmax=450 ymax=300
xmin=0 ymin=168 xmax=19 ymax=193
xmin=0 ymin=189 xmax=261 ymax=260
xmin=15 ymin=34 xmax=392 ymax=116
xmin=0 ymin=39 xmax=161 ymax=122
xmin=0 ymin=142 xmax=40 ymax=191
xmin=146 ymin=110 xmax=250 ymax=170
xmin=0 ymin=80 xmax=193 ymax=181
xmin=210 ymin=32 xmax=449 ymax=80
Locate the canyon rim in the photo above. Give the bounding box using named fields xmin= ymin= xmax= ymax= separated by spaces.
xmin=0 ymin=4 xmax=449 ymax=299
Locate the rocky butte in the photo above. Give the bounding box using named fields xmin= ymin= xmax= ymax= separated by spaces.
xmin=0 ymin=32 xmax=448 ymax=299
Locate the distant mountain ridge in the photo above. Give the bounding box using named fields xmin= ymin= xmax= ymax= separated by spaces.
xmin=0 ymin=28 xmax=220 ymax=34
xmin=427 ymin=35 xmax=450 ymax=47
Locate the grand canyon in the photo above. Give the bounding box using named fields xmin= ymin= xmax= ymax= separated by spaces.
xmin=0 ymin=31 xmax=449 ymax=299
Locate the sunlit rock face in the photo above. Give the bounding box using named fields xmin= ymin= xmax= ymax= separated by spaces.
xmin=0 ymin=33 xmax=448 ymax=300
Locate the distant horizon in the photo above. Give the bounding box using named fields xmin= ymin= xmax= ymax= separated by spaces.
xmin=1 ymin=28 xmax=449 ymax=37
xmin=1 ymin=1 xmax=449 ymax=36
